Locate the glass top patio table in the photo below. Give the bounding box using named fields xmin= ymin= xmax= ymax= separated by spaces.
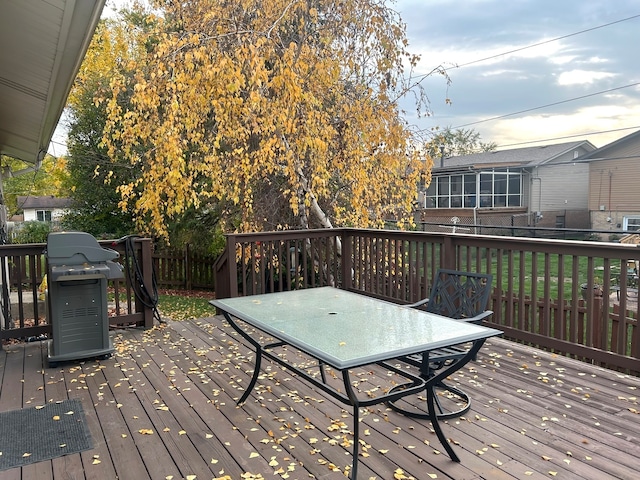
xmin=211 ymin=286 xmax=501 ymax=370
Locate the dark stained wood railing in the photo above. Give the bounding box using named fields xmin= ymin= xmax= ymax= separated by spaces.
xmin=214 ymin=228 xmax=640 ymax=374
xmin=0 ymin=238 xmax=156 ymax=342
xmin=6 ymin=228 xmax=636 ymax=375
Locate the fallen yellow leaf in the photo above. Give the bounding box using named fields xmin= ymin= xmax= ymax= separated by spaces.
xmin=249 ymin=452 xmax=260 ymax=458
xmin=52 ymin=415 xmax=60 ymax=421
xmin=138 ymin=429 xmax=154 ymax=435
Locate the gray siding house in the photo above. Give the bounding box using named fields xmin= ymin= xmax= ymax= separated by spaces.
xmin=579 ymin=129 xmax=640 ymax=239
xmin=420 ymin=141 xmax=596 ymax=231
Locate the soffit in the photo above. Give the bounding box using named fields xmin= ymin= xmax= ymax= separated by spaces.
xmin=0 ymin=0 xmax=105 ymax=163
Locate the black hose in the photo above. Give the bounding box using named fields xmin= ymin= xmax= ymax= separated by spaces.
xmin=114 ymin=235 xmax=163 ymax=324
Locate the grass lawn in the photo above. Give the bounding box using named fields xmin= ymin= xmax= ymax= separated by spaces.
xmin=157 ymin=289 xmax=215 ymax=321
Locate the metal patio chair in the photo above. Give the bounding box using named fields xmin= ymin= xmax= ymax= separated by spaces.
xmin=387 ymin=268 xmax=494 ymax=420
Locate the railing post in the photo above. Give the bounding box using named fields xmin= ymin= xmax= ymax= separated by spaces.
xmin=227 ymin=234 xmax=238 ymax=298
xmin=442 ymin=235 xmax=457 ymax=270
xmin=341 ymin=230 xmax=352 ymax=290
xmin=1 ymin=257 xmax=10 ymax=331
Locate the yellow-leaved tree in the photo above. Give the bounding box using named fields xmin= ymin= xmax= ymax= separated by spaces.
xmin=103 ymin=0 xmax=436 ymax=237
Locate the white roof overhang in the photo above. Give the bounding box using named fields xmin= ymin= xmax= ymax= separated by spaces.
xmin=0 ymin=0 xmax=105 ymax=163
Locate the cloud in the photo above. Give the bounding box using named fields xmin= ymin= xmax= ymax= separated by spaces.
xmin=397 ymin=0 xmax=640 ymax=147
xmin=484 ymin=103 xmax=640 ymax=148
xmin=557 ymin=70 xmax=617 ymax=86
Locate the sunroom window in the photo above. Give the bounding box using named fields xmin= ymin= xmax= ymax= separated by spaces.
xmin=425 ymin=169 xmax=522 ymax=208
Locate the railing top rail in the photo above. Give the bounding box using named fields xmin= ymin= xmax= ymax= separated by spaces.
xmin=225 ymin=229 xmax=342 ymax=241
xmin=0 ymin=243 xmax=48 ymax=255
xmin=224 ymin=228 xmax=640 ymax=260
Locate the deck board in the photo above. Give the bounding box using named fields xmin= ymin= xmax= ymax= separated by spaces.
xmin=1 ymin=315 xmax=640 ymax=479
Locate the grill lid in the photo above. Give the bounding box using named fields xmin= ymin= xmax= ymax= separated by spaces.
xmin=46 ymin=232 xmax=119 ymax=265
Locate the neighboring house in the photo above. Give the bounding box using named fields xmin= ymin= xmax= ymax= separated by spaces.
xmin=419 ymin=141 xmax=597 ymax=231
xmin=17 ymin=195 xmax=72 ymax=223
xmin=578 ymin=129 xmax=640 ymax=239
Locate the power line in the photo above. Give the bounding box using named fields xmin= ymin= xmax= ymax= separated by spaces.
xmin=410 ymin=13 xmax=640 ymax=83
xmin=407 ymin=12 xmax=640 ymax=145
xmin=495 ymin=125 xmax=640 ymax=148
xmin=451 ymin=82 xmax=640 ymax=130
xmin=452 ymin=13 xmax=640 ymax=70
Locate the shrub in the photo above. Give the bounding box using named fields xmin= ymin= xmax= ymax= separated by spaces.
xmin=12 ymin=221 xmax=51 ymax=244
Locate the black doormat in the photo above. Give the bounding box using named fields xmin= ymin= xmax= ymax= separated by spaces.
xmin=0 ymin=399 xmax=93 ymax=471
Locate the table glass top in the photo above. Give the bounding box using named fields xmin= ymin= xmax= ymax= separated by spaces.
xmin=211 ymin=287 xmax=502 ymax=369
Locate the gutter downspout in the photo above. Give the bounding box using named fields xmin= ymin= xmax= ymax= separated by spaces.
xmin=531 ymin=171 xmax=542 ymax=224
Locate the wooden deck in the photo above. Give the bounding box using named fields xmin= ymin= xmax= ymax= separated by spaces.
xmin=1 ymin=315 xmax=640 ymax=480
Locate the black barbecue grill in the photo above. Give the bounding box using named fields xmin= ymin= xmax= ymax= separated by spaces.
xmin=46 ymin=232 xmax=124 ymax=367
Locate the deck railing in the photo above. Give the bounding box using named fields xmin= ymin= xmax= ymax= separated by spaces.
xmin=0 ymin=237 xmax=156 ymax=343
xmin=214 ymin=228 xmax=640 ymax=374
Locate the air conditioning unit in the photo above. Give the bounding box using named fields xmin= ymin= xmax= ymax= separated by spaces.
xmin=599 ymin=205 xmax=606 ymax=211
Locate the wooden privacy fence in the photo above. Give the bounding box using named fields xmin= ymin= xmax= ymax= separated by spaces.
xmin=153 ymin=244 xmax=216 ymax=291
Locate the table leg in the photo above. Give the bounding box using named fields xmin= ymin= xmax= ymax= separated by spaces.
xmin=342 ymin=370 xmax=360 ymax=480
xmin=423 ymin=338 xmax=487 ymax=462
xmin=222 ymin=312 xmax=264 ymax=405
xmin=426 ymin=382 xmax=460 ymax=462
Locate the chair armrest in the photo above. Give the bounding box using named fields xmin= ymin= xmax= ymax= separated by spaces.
xmin=407 ymin=298 xmax=429 ymax=309
xmin=462 ymin=310 xmax=493 ymax=324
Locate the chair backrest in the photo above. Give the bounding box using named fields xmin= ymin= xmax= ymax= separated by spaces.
xmin=425 ymin=269 xmax=493 ymax=320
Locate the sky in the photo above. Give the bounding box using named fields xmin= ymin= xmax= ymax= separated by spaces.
xmin=395 ymin=0 xmax=640 ymax=149
xmin=49 ymin=0 xmax=640 ymax=156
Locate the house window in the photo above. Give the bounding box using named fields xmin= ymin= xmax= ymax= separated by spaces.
xmin=623 ymin=217 xmax=640 ymax=232
xmin=426 ymin=169 xmax=521 ymax=209
xmin=36 ymin=210 xmax=52 ymax=222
